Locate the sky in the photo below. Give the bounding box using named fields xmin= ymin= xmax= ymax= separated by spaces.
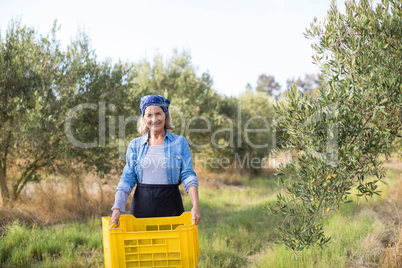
xmin=0 ymin=0 xmax=347 ymax=97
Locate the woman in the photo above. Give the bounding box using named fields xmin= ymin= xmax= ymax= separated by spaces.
xmin=110 ymin=95 xmax=201 ymax=227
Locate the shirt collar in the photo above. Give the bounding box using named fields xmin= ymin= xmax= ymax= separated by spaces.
xmin=140 ymin=130 xmax=173 ymax=145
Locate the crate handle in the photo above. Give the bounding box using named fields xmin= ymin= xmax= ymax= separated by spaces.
xmin=109 ymin=222 xmax=126 ymax=232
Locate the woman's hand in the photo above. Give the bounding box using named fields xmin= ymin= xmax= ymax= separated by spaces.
xmin=111 ymin=208 xmax=121 ymax=228
xmin=191 ymin=205 xmax=201 ymax=225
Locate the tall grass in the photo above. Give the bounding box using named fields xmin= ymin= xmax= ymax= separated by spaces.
xmin=0 ymin=174 xmax=117 ymax=226
xmin=0 ymin=217 xmax=103 ymax=267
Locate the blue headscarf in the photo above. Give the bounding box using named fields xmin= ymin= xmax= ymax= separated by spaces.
xmin=140 ymin=95 xmax=171 ymax=117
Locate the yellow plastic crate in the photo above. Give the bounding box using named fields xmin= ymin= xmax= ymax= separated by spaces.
xmin=102 ymin=212 xmax=199 ymax=268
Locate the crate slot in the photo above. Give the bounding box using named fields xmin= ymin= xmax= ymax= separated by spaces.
xmin=146 ymin=225 xmax=159 ymax=231
xmin=126 ymin=255 xmax=139 ymax=261
xmin=138 ymin=239 xmax=152 ymax=246
xmin=125 ymin=240 xmax=138 ymax=246
xmin=139 ymin=253 xmax=152 ymax=260
xmin=153 ymin=253 xmax=167 ymax=260
xmin=152 ymin=239 xmax=165 ymax=245
xmin=159 ymin=224 xmax=172 ymax=230
xmin=125 ymin=247 xmax=138 ymax=253
xmin=140 ymin=261 xmax=153 ymax=267
xmin=154 ymin=260 xmax=167 ymax=266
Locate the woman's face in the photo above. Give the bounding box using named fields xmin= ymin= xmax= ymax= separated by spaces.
xmin=144 ymin=105 xmax=166 ymax=133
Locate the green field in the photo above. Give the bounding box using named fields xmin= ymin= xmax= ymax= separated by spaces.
xmin=0 ymin=166 xmax=400 ymax=267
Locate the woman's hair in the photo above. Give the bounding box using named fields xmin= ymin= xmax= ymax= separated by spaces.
xmin=137 ymin=108 xmax=175 ymax=135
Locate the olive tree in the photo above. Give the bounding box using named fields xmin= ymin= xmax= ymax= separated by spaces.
xmin=268 ymin=0 xmax=401 ymax=251
xmin=0 ymin=20 xmax=134 ymax=203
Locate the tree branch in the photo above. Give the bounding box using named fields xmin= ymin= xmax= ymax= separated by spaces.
xmin=348 ymin=114 xmax=373 ymax=146
xmin=12 ymin=150 xmax=46 ymax=199
xmin=311 ymin=196 xmax=325 ymax=227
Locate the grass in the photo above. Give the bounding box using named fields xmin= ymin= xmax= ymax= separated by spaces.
xmin=253 ymin=209 xmax=382 ymax=267
xmin=0 ymin=165 xmax=401 ymax=267
xmin=0 ymin=217 xmax=103 ymax=267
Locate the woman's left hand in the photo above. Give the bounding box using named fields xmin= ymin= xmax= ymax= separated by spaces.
xmin=191 ymin=206 xmax=201 ymax=225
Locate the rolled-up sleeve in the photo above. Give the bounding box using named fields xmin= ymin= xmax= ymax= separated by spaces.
xmin=111 ymin=190 xmax=129 ymax=212
xmin=116 ymin=142 xmax=138 ymax=195
xmin=180 ymin=137 xmax=198 ymax=192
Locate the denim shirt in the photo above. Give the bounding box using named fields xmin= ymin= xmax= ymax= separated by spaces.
xmin=116 ymin=131 xmax=198 ymax=194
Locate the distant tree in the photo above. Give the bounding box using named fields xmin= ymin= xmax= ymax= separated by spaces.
xmin=245 ymin=83 xmax=253 ymax=92
xmin=286 ymin=73 xmax=323 ymax=98
xmin=255 ymin=74 xmax=281 ymax=96
xmin=238 ymin=90 xmax=277 ymax=174
xmin=268 ymin=0 xmax=401 ymax=251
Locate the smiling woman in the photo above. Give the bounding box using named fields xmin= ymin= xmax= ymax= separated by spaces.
xmin=110 ymin=95 xmax=201 ymax=228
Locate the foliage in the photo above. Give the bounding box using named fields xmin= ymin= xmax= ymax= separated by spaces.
xmin=267 ymin=0 xmax=401 ymax=251
xmin=286 ymin=73 xmax=323 ymax=98
xmin=238 ymin=91 xmax=277 ymax=174
xmin=0 ymin=20 xmax=134 ymax=203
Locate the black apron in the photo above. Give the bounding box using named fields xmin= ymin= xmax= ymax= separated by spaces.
xmin=130 ymin=183 xmax=184 ymax=218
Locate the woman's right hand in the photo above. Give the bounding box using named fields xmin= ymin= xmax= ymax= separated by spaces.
xmin=111 ymin=208 xmax=121 ymax=228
